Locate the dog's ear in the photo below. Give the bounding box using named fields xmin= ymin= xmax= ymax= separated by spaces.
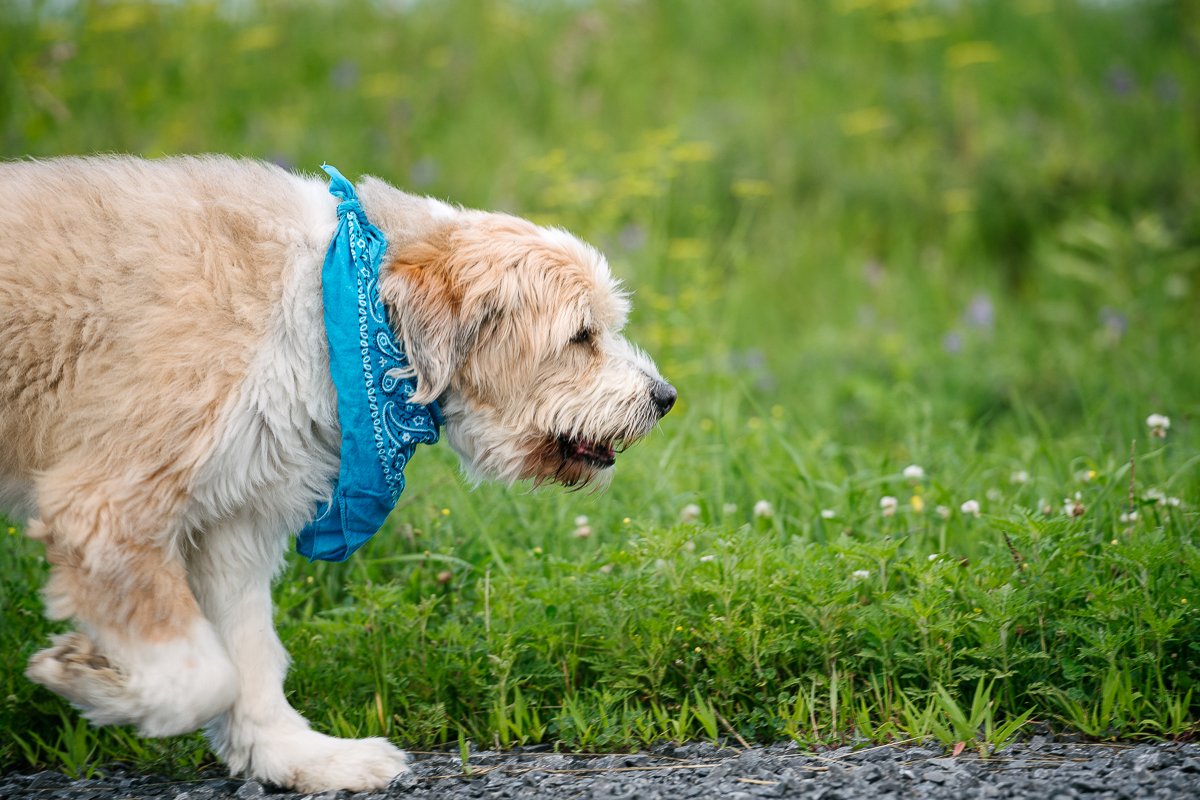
xmin=379 ymin=225 xmax=495 ymax=406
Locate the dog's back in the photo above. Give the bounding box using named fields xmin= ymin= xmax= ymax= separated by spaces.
xmin=0 ymin=156 xmax=333 ymax=502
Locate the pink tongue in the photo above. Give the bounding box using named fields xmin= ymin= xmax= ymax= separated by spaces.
xmin=577 ymin=440 xmax=614 ymax=460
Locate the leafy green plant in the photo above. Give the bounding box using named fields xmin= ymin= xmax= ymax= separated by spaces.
xmin=933 ymin=680 xmax=1033 ymax=757
xmin=2 ymin=0 xmax=1198 ymax=778
xmin=14 ymin=715 xmax=100 ymax=780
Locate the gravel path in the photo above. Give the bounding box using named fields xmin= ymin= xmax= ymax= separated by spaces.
xmin=4 ymin=740 xmax=1199 ymax=799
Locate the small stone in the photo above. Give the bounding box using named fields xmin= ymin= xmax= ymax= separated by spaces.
xmin=234 ymin=780 xmax=265 ymax=800
xmin=472 ymin=750 xmax=503 ymax=765
xmin=590 ymin=782 xmax=637 ymax=800
xmin=674 ymin=743 xmax=705 ymax=759
xmin=1070 ymin=778 xmax=1103 ymax=793
xmin=922 ymin=769 xmax=957 ymax=784
xmin=906 ymin=748 xmax=940 ymax=759
xmin=702 ymin=763 xmax=733 ymax=783
xmin=860 ymin=746 xmax=897 ymax=762
xmin=389 ymin=771 xmax=419 ymax=791
xmin=533 ymin=754 xmax=571 ymax=770
xmin=855 ymin=764 xmax=883 ymax=783
xmin=27 ymin=772 xmax=66 ymax=791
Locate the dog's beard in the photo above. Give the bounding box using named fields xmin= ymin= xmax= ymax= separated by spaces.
xmin=436 ymin=339 xmax=667 ymax=490
xmin=440 ymin=394 xmax=660 ymax=489
xmin=520 ymin=432 xmax=630 ymax=488
xmin=517 ymin=398 xmax=665 ymax=487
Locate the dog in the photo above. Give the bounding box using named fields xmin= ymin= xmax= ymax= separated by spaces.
xmin=0 ymin=155 xmax=675 ymax=792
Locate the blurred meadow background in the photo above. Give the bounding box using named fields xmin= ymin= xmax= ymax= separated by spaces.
xmin=2 ymin=0 xmax=1199 ymax=775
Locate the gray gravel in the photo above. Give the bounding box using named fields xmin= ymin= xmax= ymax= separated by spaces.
xmin=4 ymin=740 xmax=1199 ymax=799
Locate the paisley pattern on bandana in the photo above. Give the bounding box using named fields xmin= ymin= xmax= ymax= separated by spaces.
xmin=297 ymin=164 xmax=441 ymax=563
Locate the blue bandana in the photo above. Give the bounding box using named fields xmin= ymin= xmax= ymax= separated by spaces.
xmin=297 ymin=164 xmax=442 ymax=562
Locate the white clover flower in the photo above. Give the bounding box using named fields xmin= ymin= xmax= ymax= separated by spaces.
xmin=852 ymin=569 xmax=871 ymax=580
xmin=903 ymin=464 xmax=926 ymax=483
xmin=1119 ymin=511 xmax=1138 ymax=524
xmin=722 ymin=502 xmax=738 ymax=516
xmin=960 ymin=499 xmax=981 ymax=517
xmin=880 ymin=496 xmax=899 ymax=517
xmin=753 ymin=500 xmax=774 ymax=519
xmin=573 ymin=524 xmax=592 ymax=538
xmin=1010 ymin=470 xmax=1029 ymax=485
xmin=820 ymin=508 xmax=837 ymax=519
xmin=1146 ymin=413 xmax=1171 ymax=438
xmin=680 ymin=503 xmax=701 ymax=524
xmin=1063 ymin=492 xmax=1085 ymax=517
xmin=1145 ymin=489 xmax=1183 ymax=508
xmin=935 ymin=505 xmax=952 ymax=519
xmin=574 ymin=515 xmax=589 ymax=527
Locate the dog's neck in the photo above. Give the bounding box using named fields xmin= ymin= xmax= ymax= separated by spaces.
xmin=352 ymin=177 xmax=462 ymax=250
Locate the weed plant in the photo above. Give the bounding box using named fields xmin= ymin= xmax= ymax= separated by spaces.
xmin=1 ymin=0 xmax=1198 ymax=776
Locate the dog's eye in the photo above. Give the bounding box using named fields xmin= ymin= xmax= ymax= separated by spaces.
xmin=570 ymin=328 xmax=593 ymax=345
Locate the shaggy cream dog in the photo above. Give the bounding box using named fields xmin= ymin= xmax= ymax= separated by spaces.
xmin=0 ymin=156 xmax=675 ymax=792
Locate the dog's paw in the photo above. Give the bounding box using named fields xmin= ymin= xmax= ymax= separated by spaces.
xmin=238 ymin=729 xmax=409 ymax=793
xmin=27 ymin=629 xmax=236 ymax=736
xmin=27 ymin=633 xmax=133 ymax=724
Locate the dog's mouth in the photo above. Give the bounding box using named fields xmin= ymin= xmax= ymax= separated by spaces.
xmin=558 ymin=434 xmax=618 ymax=468
xmin=521 ymin=431 xmax=637 ymax=488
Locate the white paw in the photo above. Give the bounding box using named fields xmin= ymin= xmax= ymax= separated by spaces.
xmin=27 ymin=628 xmax=237 ymax=737
xmin=230 ymin=728 xmax=409 ymax=793
xmin=27 ymin=633 xmax=131 ymax=724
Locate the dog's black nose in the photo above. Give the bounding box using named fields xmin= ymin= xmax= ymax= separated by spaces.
xmin=651 ymin=380 xmax=677 ymax=417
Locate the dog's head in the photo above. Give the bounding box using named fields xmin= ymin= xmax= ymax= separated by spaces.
xmin=377 ymin=207 xmax=674 ymax=487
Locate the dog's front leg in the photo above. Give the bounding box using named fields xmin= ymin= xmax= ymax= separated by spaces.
xmin=190 ymin=512 xmax=408 ymax=793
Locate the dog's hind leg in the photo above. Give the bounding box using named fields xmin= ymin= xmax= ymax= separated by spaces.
xmin=25 ymin=462 xmax=238 ymax=737
xmin=190 ymin=512 xmax=408 ymax=793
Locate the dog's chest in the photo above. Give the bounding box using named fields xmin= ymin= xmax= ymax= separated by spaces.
xmin=187 ymin=208 xmax=344 ymax=536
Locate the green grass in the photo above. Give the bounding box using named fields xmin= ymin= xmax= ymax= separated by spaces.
xmin=2 ymin=0 xmax=1199 ymax=777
